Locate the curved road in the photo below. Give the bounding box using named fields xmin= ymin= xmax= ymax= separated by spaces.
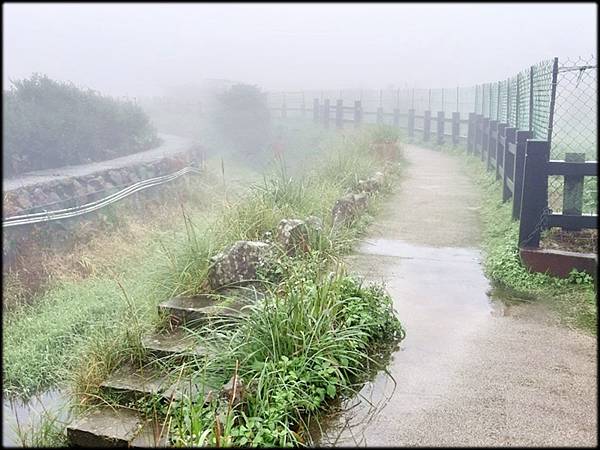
xmin=318 ymin=144 xmax=597 ymax=446
xmin=3 ymin=133 xmax=194 ymax=192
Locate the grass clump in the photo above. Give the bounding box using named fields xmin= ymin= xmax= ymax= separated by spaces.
xmin=168 ymin=253 xmax=404 ymax=447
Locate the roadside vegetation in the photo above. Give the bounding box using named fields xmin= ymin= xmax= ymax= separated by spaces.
xmin=3 ymin=73 xmax=161 ymax=177
xmin=3 ymin=122 xmax=406 ymax=446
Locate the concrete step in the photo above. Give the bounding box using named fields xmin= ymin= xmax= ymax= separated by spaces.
xmin=141 ymin=328 xmax=209 ymax=360
xmin=158 ymin=285 xmax=264 ymax=327
xmin=66 ymin=406 xmax=168 ymax=447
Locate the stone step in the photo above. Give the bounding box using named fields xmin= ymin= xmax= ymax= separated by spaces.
xmin=158 ymin=286 xmax=264 ymax=328
xmin=66 ymin=406 xmax=168 ymax=447
xmin=100 ymin=363 xmax=170 ymax=403
xmin=141 ymin=328 xmax=209 ymax=360
xmin=100 ymin=362 xmax=220 ymax=405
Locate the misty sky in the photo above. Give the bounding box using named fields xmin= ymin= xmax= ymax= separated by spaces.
xmin=3 ymin=3 xmax=597 ymax=97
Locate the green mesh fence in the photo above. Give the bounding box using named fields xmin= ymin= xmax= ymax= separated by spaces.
xmin=498 ymin=80 xmax=507 ymax=123
xmin=531 ymin=59 xmax=554 ymax=139
xmin=507 ymin=76 xmax=518 ymax=126
xmin=516 ymin=69 xmax=530 ymax=130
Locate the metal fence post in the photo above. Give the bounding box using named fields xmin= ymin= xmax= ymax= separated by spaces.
xmin=424 ymin=110 xmax=431 ymax=141
xmin=354 ymin=100 xmax=362 ymax=127
xmin=547 ymin=57 xmax=559 ymax=144
xmin=529 ymin=66 xmax=534 ymax=134
xmin=452 ymin=112 xmax=460 ymax=147
xmin=313 ymin=98 xmax=320 ymax=124
xmin=336 ymin=99 xmax=343 ymax=129
xmin=512 ymin=130 xmax=533 ymax=220
xmin=437 ymin=111 xmax=444 ymax=145
xmin=518 ymin=140 xmax=550 ymax=248
xmin=408 ymin=108 xmax=415 ymax=137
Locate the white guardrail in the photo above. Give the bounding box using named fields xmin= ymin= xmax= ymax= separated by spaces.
xmin=3 ymin=166 xmax=203 ymax=228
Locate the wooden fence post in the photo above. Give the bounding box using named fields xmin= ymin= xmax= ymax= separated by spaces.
xmin=322 ymin=98 xmax=330 ymax=128
xmin=481 ymin=117 xmax=489 ymax=163
xmin=503 ymin=127 xmax=516 ymax=203
xmin=512 ymin=130 xmax=532 ymax=220
xmin=377 ymin=107 xmax=384 ymax=125
xmin=467 ymin=113 xmax=475 ymax=154
xmin=354 ymin=100 xmax=362 ymax=127
xmin=393 ymin=108 xmax=400 ymax=128
xmin=487 ymin=120 xmax=498 ymax=172
xmin=408 ymin=109 xmax=415 ymax=137
xmin=495 ymin=122 xmax=507 ymax=181
xmin=475 ymin=114 xmax=482 ymax=156
xmin=452 ymin=112 xmax=460 ymax=147
xmin=518 ymin=140 xmax=550 ymax=248
xmin=313 ymin=98 xmax=320 ymax=124
xmin=562 ymin=152 xmax=586 ymax=230
xmin=437 ymin=111 xmax=445 ymax=145
xmin=336 ymin=99 xmax=343 ymax=129
xmin=424 ymin=110 xmax=431 ymax=141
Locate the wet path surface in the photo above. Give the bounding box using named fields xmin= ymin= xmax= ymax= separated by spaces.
xmin=317 ymin=144 xmax=597 ymax=446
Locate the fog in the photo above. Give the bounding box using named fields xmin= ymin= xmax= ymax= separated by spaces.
xmin=3 ymin=3 xmax=597 ymax=97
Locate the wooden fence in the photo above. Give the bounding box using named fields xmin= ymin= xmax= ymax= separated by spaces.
xmin=271 ymin=97 xmax=598 ymax=251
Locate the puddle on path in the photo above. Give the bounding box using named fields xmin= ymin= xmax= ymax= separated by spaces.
xmin=313 ymin=238 xmax=515 ymax=446
xmin=2 ymin=389 xmax=70 ymax=447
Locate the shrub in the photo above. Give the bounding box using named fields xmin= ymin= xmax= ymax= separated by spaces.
xmin=211 ymin=83 xmax=271 ymax=160
xmin=3 ymin=73 xmax=161 ymax=177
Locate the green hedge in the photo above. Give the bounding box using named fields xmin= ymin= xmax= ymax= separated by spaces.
xmin=3 ymin=74 xmax=161 ymax=177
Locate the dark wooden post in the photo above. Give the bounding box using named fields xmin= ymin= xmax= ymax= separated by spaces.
xmin=424 ymin=110 xmax=431 ymax=141
xmin=502 ymin=127 xmax=516 ymax=203
xmin=322 ymin=98 xmax=330 ymax=128
xmin=495 ymin=122 xmax=507 ymax=180
xmin=313 ymin=98 xmax=320 ymax=124
xmin=377 ymin=107 xmax=384 ymax=125
xmin=518 ymin=140 xmax=550 ymax=248
xmin=436 ymin=111 xmax=444 ymax=145
xmin=562 ymin=153 xmax=586 ymax=230
xmin=393 ymin=108 xmax=400 ymax=128
xmin=481 ymin=117 xmax=489 ymax=163
xmin=336 ymin=99 xmax=343 ymax=129
xmin=512 ymin=130 xmax=532 ymax=220
xmin=476 ymin=114 xmax=483 ymax=156
xmin=452 ymin=112 xmax=460 ymax=147
xmin=467 ymin=113 xmax=476 ymax=154
xmin=487 ymin=120 xmax=498 ymax=172
xmin=354 ymin=100 xmax=362 ymax=127
xmin=408 ymin=109 xmax=415 ymax=137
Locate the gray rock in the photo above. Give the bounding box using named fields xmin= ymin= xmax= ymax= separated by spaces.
xmin=357 ymin=178 xmax=380 ymax=194
xmin=373 ymin=171 xmax=385 ymax=185
xmin=208 ymin=241 xmax=271 ymax=290
xmin=305 ymin=215 xmax=324 ymax=232
xmin=276 ymin=219 xmax=309 ymax=255
xmin=332 ymin=193 xmax=369 ymax=227
xmin=107 ymin=170 xmax=124 ymax=186
xmin=15 ymin=191 xmax=33 ymax=210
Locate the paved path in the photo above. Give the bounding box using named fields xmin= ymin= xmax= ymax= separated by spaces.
xmin=3 ymin=133 xmax=194 ymax=192
xmin=318 ymin=144 xmax=597 ymax=447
